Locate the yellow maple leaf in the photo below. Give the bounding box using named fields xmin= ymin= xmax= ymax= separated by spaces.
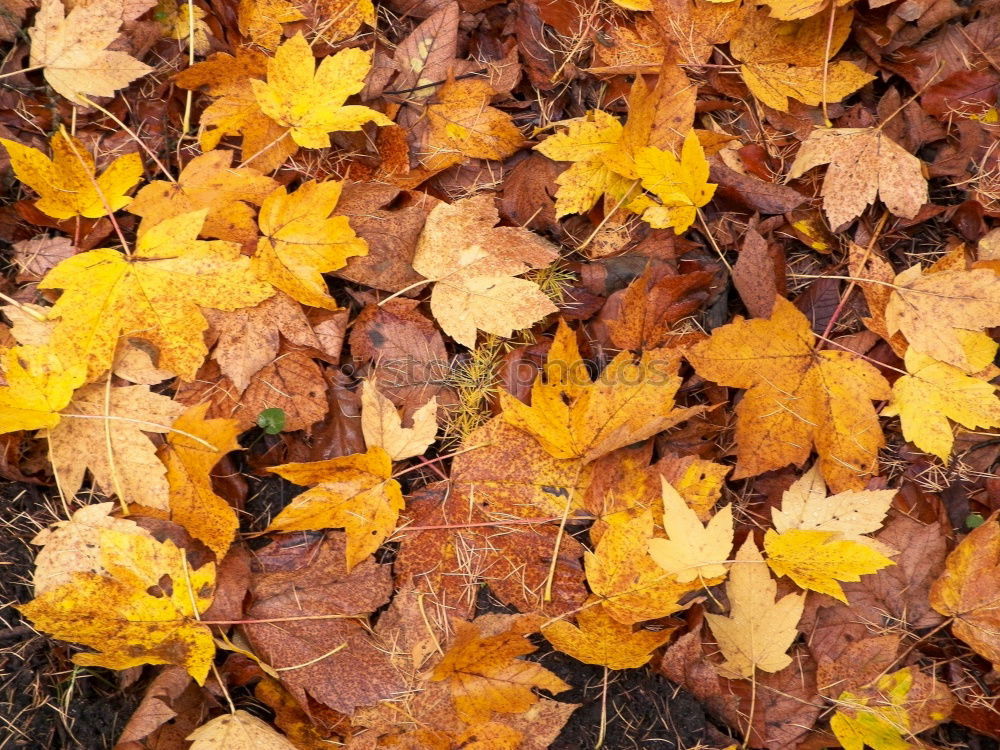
xmin=188 ymin=710 xmax=299 ymax=749
xmin=174 ymin=48 xmax=299 ymax=172
xmin=1 ymin=132 xmax=143 ymax=220
xmin=0 ymin=345 xmax=85 ymax=434
xmin=763 ymin=529 xmax=894 ymax=602
xmin=541 ymin=600 xmax=674 ymax=670
xmin=47 ymin=382 xmax=185 ymax=507
xmin=158 ymin=404 xmax=242 ymax=561
xmin=412 ymin=194 xmax=558 ymax=348
xmin=632 ymin=130 xmax=716 ymax=233
xmin=705 ymin=537 xmax=804 ymax=678
xmin=265 ymin=446 xmax=403 ymax=570
xmin=237 ymin=0 xmax=304 ymax=50
xmin=586 ymin=512 xmax=715 ymax=624
xmin=252 ymin=180 xmax=367 ymax=309
xmin=360 ymin=380 xmax=438 ymax=461
xmin=20 ymin=529 xmax=216 ymax=683
xmin=883 ymin=348 xmax=1000 ymax=462
xmin=39 ymin=209 xmax=274 ymax=379
xmin=251 ymin=33 xmax=391 ymax=149
xmin=431 ymin=615 xmax=570 ymax=725
xmin=648 ymin=477 xmax=733 ymax=582
xmin=29 ymin=0 xmax=152 ymax=104
xmin=423 ymin=78 xmax=523 ymax=169
xmin=501 ymin=320 xmax=702 ymax=464
xmin=884 ymin=265 xmax=1000 ymax=372
xmin=128 ymin=149 xmax=278 ymax=245
xmin=740 ymin=62 xmax=873 ymax=112
xmin=686 ymin=297 xmax=891 ymax=492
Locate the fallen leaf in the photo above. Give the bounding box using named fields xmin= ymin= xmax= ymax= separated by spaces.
xmin=541 ymin=600 xmax=674 ymax=669
xmin=501 ymin=319 xmax=701 ymax=464
xmin=930 ymin=516 xmax=1000 ymax=667
xmin=1 ymin=132 xmax=142 ymax=220
xmin=883 ymin=347 xmax=1000 ymax=461
xmin=31 ymin=501 xmax=153 ymax=593
xmin=158 ymin=403 xmax=241 ymax=560
xmin=47 ymin=382 xmax=185 ymax=506
xmin=251 ymin=33 xmax=391 ymax=149
xmin=20 ymin=528 xmax=216 ymax=682
xmin=632 ymin=130 xmax=717 ymax=233
xmin=252 ymin=180 xmax=367 ymax=310
xmin=11 ymin=235 xmax=76 ymax=282
xmin=421 ymin=78 xmax=522 ymax=169
xmin=128 ymin=150 xmax=278 ymax=245
xmin=360 ymin=380 xmax=437 ymax=460
xmin=266 ymin=446 xmax=403 ymax=570
xmin=787 ymin=127 xmax=928 ymax=228
xmin=764 ymin=529 xmax=895 ymax=603
xmin=741 ymin=62 xmax=873 ymax=112
xmin=187 ymin=710 xmax=298 ymax=749
xmin=430 ymin=615 xmax=570 ymax=725
xmin=648 ymin=477 xmax=733 ymax=583
xmin=586 ymin=511 xmax=714 ymax=624
xmin=705 ymin=536 xmax=804 ymax=678
xmin=412 ymin=194 xmax=558 ymax=348
xmin=39 ymin=210 xmax=274 ymax=380
xmin=884 ymin=265 xmax=1000 ymax=371
xmin=0 ymin=345 xmax=85 ymax=434
xmin=29 ymin=0 xmax=153 ymax=104
xmin=237 ymin=0 xmax=304 ymax=50
xmin=686 ymin=297 xmax=891 ymax=491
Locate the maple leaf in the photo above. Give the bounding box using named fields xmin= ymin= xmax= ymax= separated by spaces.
xmin=237 ymin=0 xmax=304 ymax=50
xmin=763 ymin=529 xmax=895 ymax=602
xmin=883 ymin=348 xmax=1000 ymax=461
xmin=31 ymin=502 xmax=153 ymax=593
xmin=648 ymin=478 xmax=733 ymax=582
xmin=0 ymin=345 xmax=85 ymax=434
xmin=632 ymin=130 xmax=716 ymax=233
xmin=250 ymin=33 xmax=391 ymax=149
xmin=174 ymin=48 xmax=298 ymax=172
xmin=930 ymin=516 xmax=1000 ymax=667
xmin=586 ymin=512 xmax=714 ymax=624
xmin=39 ymin=210 xmax=274 ymax=379
xmin=422 ymin=78 xmax=523 ymax=169
xmin=360 ymin=380 xmax=438 ymax=461
xmin=20 ymin=529 xmax=216 ymax=683
xmin=686 ymin=297 xmax=891 ymax=492
xmin=787 ymin=127 xmax=927 ymax=229
xmin=741 ymin=62 xmax=873 ymax=112
xmin=157 ymin=404 xmax=241 ymax=561
xmin=1 ymin=132 xmax=143 ymax=220
xmin=501 ymin=320 xmax=701 ymax=464
xmin=430 ymin=615 xmax=570 ymax=725
xmin=541 ymin=601 xmax=674 ymax=670
xmin=46 ymin=382 xmax=185 ymax=507
xmin=187 ymin=710 xmax=298 ymax=749
xmin=705 ymin=537 xmax=804 ymax=678
xmin=128 ymin=150 xmax=278 ymax=245
xmin=884 ymin=265 xmax=1000 ymax=372
xmin=252 ymin=180 xmax=367 ymax=310
xmin=29 ymin=0 xmax=153 ymax=104
xmin=771 ymin=464 xmax=896 ymax=554
xmin=265 ymin=446 xmax=403 ymax=570
xmin=412 ymin=194 xmax=558 ymax=348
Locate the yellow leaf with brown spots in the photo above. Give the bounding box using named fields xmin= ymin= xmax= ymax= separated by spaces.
xmin=38 ymin=210 xmax=274 ymax=380
xmin=266 ymin=446 xmax=403 ymax=570
xmin=0 ymin=345 xmax=85 ymax=434
xmin=685 ymin=297 xmax=891 ymax=491
xmin=20 ymin=529 xmax=216 ymax=683
xmin=158 ymin=404 xmax=241 ymax=561
xmin=237 ymin=0 xmax=303 ymax=50
xmin=1 ymin=132 xmax=142 ymax=220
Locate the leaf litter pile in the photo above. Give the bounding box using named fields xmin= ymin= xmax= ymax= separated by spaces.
xmin=1 ymin=0 xmax=1000 ymax=746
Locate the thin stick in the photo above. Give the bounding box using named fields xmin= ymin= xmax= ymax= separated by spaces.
xmin=0 ymin=65 xmax=43 ymax=81
xmin=378 ymin=278 xmax=431 ymax=306
xmin=181 ymin=0 xmax=196 ymax=136
xmin=0 ymin=292 xmax=46 ymax=321
xmin=102 ymin=370 xmax=129 ymax=513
